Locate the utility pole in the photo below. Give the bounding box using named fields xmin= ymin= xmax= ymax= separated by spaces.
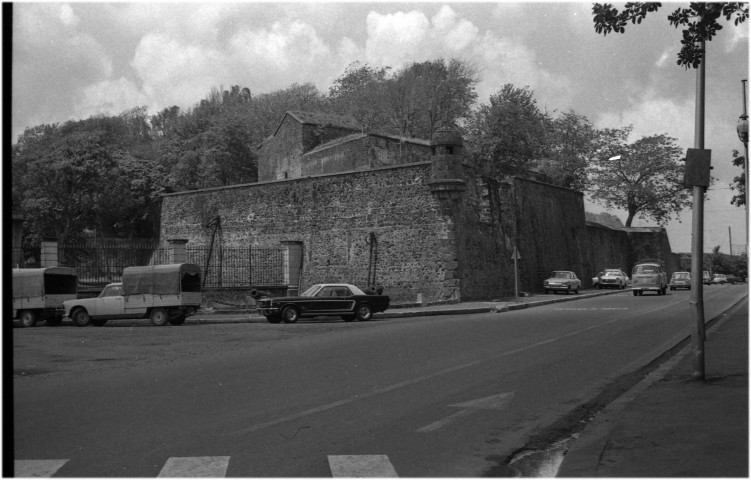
xmin=729 ymin=226 xmax=733 ymax=256
xmin=689 ymin=36 xmax=707 ymax=381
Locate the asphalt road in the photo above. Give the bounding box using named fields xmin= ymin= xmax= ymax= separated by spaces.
xmin=11 ymin=285 xmax=748 ymax=477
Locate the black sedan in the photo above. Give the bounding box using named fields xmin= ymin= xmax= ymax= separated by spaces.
xmin=256 ymin=283 xmax=390 ymax=323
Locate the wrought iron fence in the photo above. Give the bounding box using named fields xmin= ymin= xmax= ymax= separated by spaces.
xmin=53 ymin=242 xmax=284 ymax=289
xmin=59 ymin=242 xmax=161 ymax=288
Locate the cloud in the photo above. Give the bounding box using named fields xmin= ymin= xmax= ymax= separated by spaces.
xmin=12 ymin=3 xmax=114 ymax=138
xmin=594 ymin=90 xmax=694 ymax=148
xmin=364 ymin=10 xmax=431 ymax=67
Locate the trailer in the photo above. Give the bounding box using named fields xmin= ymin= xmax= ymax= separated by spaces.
xmin=13 ymin=267 xmax=78 ymax=327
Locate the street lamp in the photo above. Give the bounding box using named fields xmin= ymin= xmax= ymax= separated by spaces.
xmin=738 ymin=79 xmax=749 ymax=251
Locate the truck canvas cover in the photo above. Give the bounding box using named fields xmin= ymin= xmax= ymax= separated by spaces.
xmin=13 ymin=267 xmax=78 ymax=298
xmin=122 ymin=263 xmax=201 ymax=296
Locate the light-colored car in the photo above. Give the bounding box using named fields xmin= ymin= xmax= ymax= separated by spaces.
xmin=544 ymin=271 xmax=581 ymax=295
xmin=711 ymin=274 xmax=728 ymax=285
xmin=669 ymin=271 xmax=691 ymax=290
xmin=596 ymin=268 xmax=629 ymax=289
xmin=703 ymin=271 xmax=712 ymax=285
xmin=631 ymin=263 xmax=668 ymax=296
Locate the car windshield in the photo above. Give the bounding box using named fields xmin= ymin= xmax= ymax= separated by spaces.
xmin=300 ymin=284 xmax=367 ymax=296
xmin=301 ymin=284 xmax=323 ymax=296
xmin=673 ymin=273 xmax=690 ymax=280
xmin=634 ymin=265 xmax=657 ymax=275
xmin=553 ymin=272 xmax=570 ymax=278
xmin=605 ymin=270 xmax=622 ymax=275
xmin=99 ymin=284 xmax=122 ymax=297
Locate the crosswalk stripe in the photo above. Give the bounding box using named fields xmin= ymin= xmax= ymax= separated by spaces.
xmin=14 ymin=459 xmax=69 ymax=477
xmin=328 ymin=455 xmax=398 ymax=477
xmin=157 ymin=456 xmax=230 ymax=477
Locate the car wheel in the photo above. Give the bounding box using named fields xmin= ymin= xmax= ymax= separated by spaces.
xmin=19 ymin=310 xmax=37 ymax=328
xmin=72 ymin=309 xmax=91 ymax=327
xmin=281 ymin=306 xmax=299 ymax=324
xmin=150 ymin=308 xmax=169 ymax=326
xmin=341 ymin=315 xmax=355 ymax=322
xmin=633 ymin=291 xmax=638 ymax=296
xmin=92 ymin=318 xmax=108 ymax=327
xmin=355 ymin=304 xmax=374 ymax=321
xmin=574 ymin=286 xmax=579 ymax=294
xmin=168 ymin=314 xmax=186 ymax=326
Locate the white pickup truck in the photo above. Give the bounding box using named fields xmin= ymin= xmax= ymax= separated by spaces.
xmin=63 ymin=263 xmax=202 ymax=326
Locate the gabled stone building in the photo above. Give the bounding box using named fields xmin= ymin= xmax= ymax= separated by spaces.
xmin=159 ymin=110 xmax=677 ymax=304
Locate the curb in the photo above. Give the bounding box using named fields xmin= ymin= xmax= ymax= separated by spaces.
xmin=192 ymin=289 xmax=629 ymax=323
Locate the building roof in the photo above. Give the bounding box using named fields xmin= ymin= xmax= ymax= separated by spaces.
xmin=272 ymin=110 xmax=362 ymax=137
xmin=305 ymin=130 xmax=432 ymax=156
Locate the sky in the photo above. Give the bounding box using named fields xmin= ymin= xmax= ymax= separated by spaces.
xmin=10 ymin=2 xmax=750 ymax=254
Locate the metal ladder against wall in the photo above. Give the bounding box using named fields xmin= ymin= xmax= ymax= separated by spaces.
xmin=366 ymin=232 xmax=378 ymax=289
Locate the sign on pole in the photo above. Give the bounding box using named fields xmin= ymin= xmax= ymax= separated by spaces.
xmin=511 ymin=248 xmax=521 ymax=301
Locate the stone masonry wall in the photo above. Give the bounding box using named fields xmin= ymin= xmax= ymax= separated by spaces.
xmin=160 ymin=163 xmax=460 ymax=304
xmin=583 ymin=223 xmax=633 ymax=287
xmin=257 ymin=115 xmax=303 ymax=181
xmin=501 ymin=177 xmax=587 ymax=294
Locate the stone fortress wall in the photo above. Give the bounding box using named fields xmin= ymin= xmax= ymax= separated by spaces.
xmin=160 ymin=111 xmax=676 ymax=304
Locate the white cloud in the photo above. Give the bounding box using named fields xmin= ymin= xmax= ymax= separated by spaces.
xmin=76 ymin=78 xmax=150 ymax=119
xmin=364 ymin=10 xmax=431 ymax=67
xmin=131 ymin=33 xmax=231 ymax=107
xmin=595 ymin=91 xmax=694 ymax=148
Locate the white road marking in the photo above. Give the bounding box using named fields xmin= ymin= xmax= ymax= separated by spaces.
xmin=328 ymin=455 xmax=398 ymax=477
xmin=14 ymin=459 xmax=69 ymax=477
xmin=157 ymin=456 xmax=230 ymax=477
xmin=418 ymin=391 xmax=515 ymax=432
xmin=554 ymin=307 xmax=628 ymax=311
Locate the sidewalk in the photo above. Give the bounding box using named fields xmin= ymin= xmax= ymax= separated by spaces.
xmin=558 ymin=297 xmax=748 ymax=477
xmin=197 ymin=288 xmax=625 ymax=320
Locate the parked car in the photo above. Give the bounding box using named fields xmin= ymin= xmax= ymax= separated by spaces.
xmin=596 ymin=268 xmax=629 ymax=289
xmin=63 ymin=263 xmax=202 ymax=326
xmin=13 ymin=267 xmax=78 ymax=327
xmin=592 ymin=271 xmax=604 ymax=288
xmin=256 ymin=283 xmax=390 ymax=323
xmin=543 ymin=271 xmax=581 ymax=294
xmin=631 ymin=263 xmax=668 ymax=296
xmin=669 ymin=271 xmax=691 ymax=290
xmin=711 ymin=274 xmax=728 ymax=285
xmin=703 ymin=271 xmax=712 ymax=285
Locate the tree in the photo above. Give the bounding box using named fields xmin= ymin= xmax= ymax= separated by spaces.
xmin=387 ymin=59 xmax=478 ymax=138
xmin=328 ymin=58 xmax=478 ymax=139
xmin=463 ymin=84 xmax=549 ymax=177
xmin=539 ymin=110 xmax=601 ymax=191
xmin=592 ymin=2 xmax=748 ymax=68
xmin=587 ymin=127 xmax=691 ymax=227
xmin=730 ymin=149 xmax=746 ymax=206
xmin=329 ymin=62 xmax=391 ymax=132
xmin=15 ymin=129 xmax=119 ymax=242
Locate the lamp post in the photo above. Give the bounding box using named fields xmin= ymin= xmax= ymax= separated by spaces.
xmin=737 ymin=79 xmax=748 ymax=250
